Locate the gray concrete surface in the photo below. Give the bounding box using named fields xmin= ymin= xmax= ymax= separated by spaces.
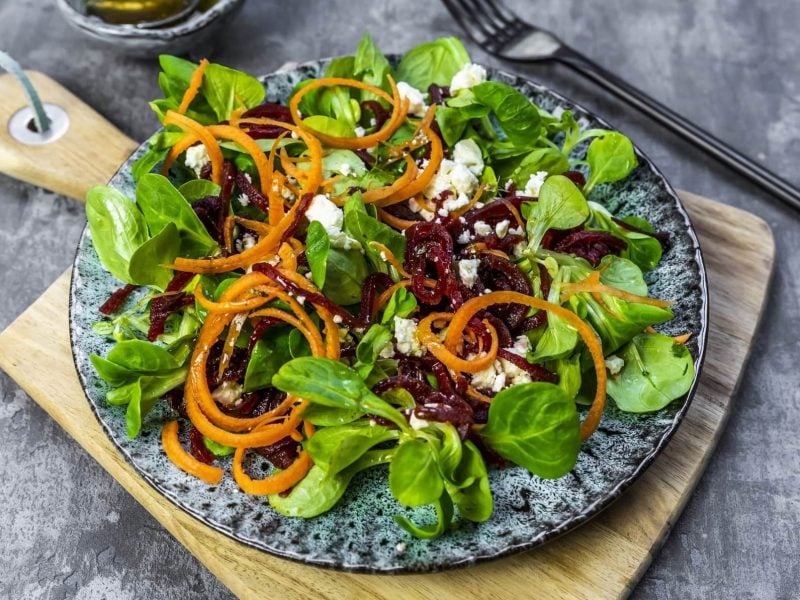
xmin=1 ymin=1 xmax=798 ymax=598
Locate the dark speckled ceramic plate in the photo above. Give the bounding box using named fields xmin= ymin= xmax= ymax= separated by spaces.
xmin=69 ymin=58 xmax=708 ymax=573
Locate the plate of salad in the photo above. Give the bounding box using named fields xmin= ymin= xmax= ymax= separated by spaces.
xmin=70 ymin=35 xmax=707 ymax=572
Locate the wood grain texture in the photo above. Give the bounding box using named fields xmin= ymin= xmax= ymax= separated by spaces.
xmin=0 ymin=71 xmax=138 ymax=200
xmin=0 ymin=192 xmax=774 ymax=600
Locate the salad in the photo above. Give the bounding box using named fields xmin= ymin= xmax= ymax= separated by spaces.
xmin=86 ymin=35 xmax=695 ymax=539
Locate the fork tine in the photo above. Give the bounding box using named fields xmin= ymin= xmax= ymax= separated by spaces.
xmin=485 ymin=0 xmax=522 ymax=25
xmin=458 ymin=0 xmax=504 ymax=41
xmin=471 ymin=0 xmax=515 ymax=29
xmin=441 ymin=0 xmax=489 ymax=44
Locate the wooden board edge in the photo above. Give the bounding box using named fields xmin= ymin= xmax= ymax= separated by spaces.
xmin=0 ymin=194 xmax=778 ymax=600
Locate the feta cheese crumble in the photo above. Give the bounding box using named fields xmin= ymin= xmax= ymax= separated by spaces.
xmin=409 ymin=413 xmax=430 ymax=430
xmin=408 ymin=197 xmax=435 ymax=222
xmin=458 ymin=258 xmax=480 ymax=288
xmin=457 ymin=230 xmax=474 ymax=245
xmin=354 ymin=126 xmax=366 ymax=137
xmin=523 ymin=171 xmax=549 ymax=197
xmin=394 ymin=317 xmax=424 ymax=357
xmin=605 ymin=355 xmax=625 ymax=375
xmin=473 ymin=220 xmax=493 ymax=237
xmin=305 ymin=194 xmax=362 ymax=250
xmin=469 ymin=337 xmax=534 ymax=392
xmin=495 ymin=219 xmax=510 ymax=238
xmin=185 ymin=144 xmax=210 ymax=177
xmin=450 ymin=63 xmax=487 ymax=93
xmin=211 ymin=381 xmax=243 ymax=407
xmin=452 ymin=139 xmax=484 ymax=176
xmin=396 ymin=81 xmax=428 ymax=117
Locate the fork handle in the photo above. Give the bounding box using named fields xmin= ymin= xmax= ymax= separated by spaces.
xmin=553 ymin=48 xmax=800 ymax=213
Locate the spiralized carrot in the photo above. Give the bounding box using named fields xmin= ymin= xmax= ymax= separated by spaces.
xmin=233 ymin=446 xmax=312 ymax=495
xmin=362 ymin=156 xmax=418 ymax=203
xmin=161 ymin=420 xmax=223 ymax=485
xmin=170 ymin=192 xmax=308 ymax=274
xmin=440 ymin=291 xmax=608 ymax=440
xmin=368 ymin=241 xmax=410 ymax=278
xmin=237 ymin=117 xmax=324 ymax=195
xmin=560 ymin=271 xmax=672 ymax=308
xmin=452 ymin=183 xmax=485 ymax=218
xmin=164 ymin=111 xmax=224 ymax=185
xmin=205 ymin=124 xmax=272 ymax=204
xmin=290 ymin=76 xmax=408 ymax=149
xmin=417 ymin=312 xmax=499 ymax=374
xmin=177 ymin=58 xmax=209 ymax=115
xmin=193 ymin=285 xmax=267 ymax=314
xmin=376 ymin=117 xmax=443 ymax=206
xmin=377 ymin=208 xmax=418 ymax=230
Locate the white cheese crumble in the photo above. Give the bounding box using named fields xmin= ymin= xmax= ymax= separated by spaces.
xmin=394 ymin=317 xmax=424 ymax=357
xmin=458 ymin=258 xmax=480 ymax=288
xmin=457 ymin=230 xmax=474 ymax=245
xmin=185 ymin=144 xmax=210 ymax=177
xmin=211 ymin=381 xmax=243 ymax=407
xmin=605 ymin=355 xmax=625 ymax=375
xmin=235 ymin=233 xmax=257 ymax=253
xmin=408 ymin=197 xmax=435 ymax=222
xmin=495 ymin=219 xmax=510 ymax=238
xmin=470 ymin=337 xmax=534 ymax=391
xmin=354 ymin=126 xmax=366 ymax=137
xmin=396 ymin=81 xmax=428 ymax=117
xmin=523 ymin=171 xmax=549 ymax=197
xmin=473 ymin=220 xmax=493 ymax=237
xmin=379 ymin=342 xmax=396 ymax=359
xmin=450 ymin=63 xmax=487 ymax=93
xmin=408 ymin=413 xmax=430 ymax=430
xmin=452 ymin=139 xmax=484 ymax=176
xmin=424 ymin=159 xmax=478 ymax=201
xmin=237 ymin=193 xmax=250 ymax=207
xmin=305 ymin=194 xmax=362 ymax=250
xmin=338 ymin=162 xmax=352 ymax=176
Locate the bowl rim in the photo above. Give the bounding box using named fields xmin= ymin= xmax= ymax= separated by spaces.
xmin=56 ymin=0 xmax=244 ymax=39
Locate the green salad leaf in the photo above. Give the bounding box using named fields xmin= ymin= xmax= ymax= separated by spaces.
xmin=526 ymin=174 xmax=590 ymax=251
xmin=201 ymin=62 xmax=265 ymax=122
xmin=607 ymin=333 xmax=695 ymax=412
xmin=584 ymin=132 xmax=638 ymax=194
xmin=273 ymin=357 xmax=410 ymax=432
xmin=480 ymin=382 xmax=581 ymax=479
xmin=389 ymin=438 xmax=444 ymax=507
xmin=396 ymin=37 xmax=470 ymax=90
xmin=86 ymin=186 xmax=150 ymax=284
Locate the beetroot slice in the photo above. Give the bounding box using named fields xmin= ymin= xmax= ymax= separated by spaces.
xmin=189 ymin=425 xmax=216 ymax=464
xmin=99 ymin=284 xmax=138 ymax=315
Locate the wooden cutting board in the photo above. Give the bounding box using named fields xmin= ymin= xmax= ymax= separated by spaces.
xmin=0 ymin=72 xmax=776 ymax=599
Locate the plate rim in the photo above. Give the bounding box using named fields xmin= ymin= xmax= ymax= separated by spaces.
xmin=68 ymin=57 xmax=709 ymax=573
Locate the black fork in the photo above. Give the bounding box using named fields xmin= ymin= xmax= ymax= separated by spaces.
xmin=442 ymin=0 xmax=800 ymax=213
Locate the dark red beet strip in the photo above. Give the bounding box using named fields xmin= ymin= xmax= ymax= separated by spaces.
xmin=99 ymin=284 xmax=138 ymax=315
xmin=497 ymin=349 xmax=558 ymax=383
xmin=253 ymin=262 xmax=360 ymax=328
xmin=189 ymin=425 xmax=216 ymax=464
xmin=235 ymin=171 xmax=270 ymax=214
xmin=242 ymin=103 xmax=293 ymax=122
xmin=360 ymin=100 xmax=389 ymax=131
xmin=358 ymin=273 xmax=394 ymax=327
xmin=279 ymin=193 xmax=313 ymax=245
